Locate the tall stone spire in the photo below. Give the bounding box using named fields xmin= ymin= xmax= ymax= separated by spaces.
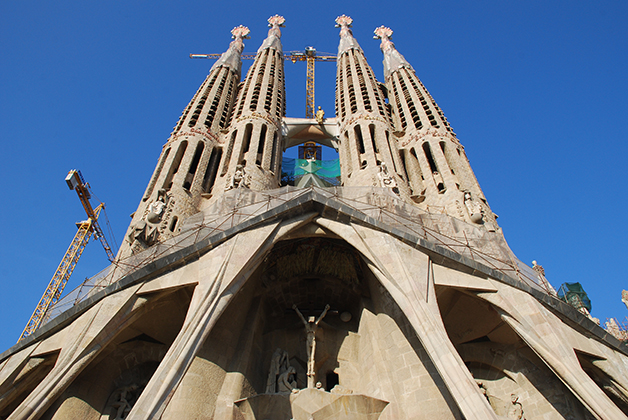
xmin=375 ymin=26 xmax=498 ymax=229
xmin=334 ymin=16 xmax=409 ymax=197
xmin=118 ymin=26 xmax=248 ymax=259
xmin=214 ymin=15 xmax=286 ymax=192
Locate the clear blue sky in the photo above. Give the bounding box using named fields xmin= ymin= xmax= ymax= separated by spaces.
xmin=1 ymin=1 xmax=627 ymax=352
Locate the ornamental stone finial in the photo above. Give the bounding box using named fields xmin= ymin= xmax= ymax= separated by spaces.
xmin=259 ymin=15 xmax=285 ymax=53
xmin=374 ymin=25 xmax=413 ymax=79
xmin=268 ymin=14 xmax=286 ymax=28
xmin=336 ymin=15 xmax=361 ymax=54
xmin=374 ymin=25 xmax=393 ymax=40
xmin=211 ymin=25 xmax=249 ymax=74
xmin=374 ymin=26 xmax=394 ymax=53
xmin=231 ymin=25 xmax=250 ymax=40
xmin=335 ymin=14 xmax=353 ymax=28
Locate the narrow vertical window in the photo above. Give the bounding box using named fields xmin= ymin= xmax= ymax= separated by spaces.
xmin=368 ymin=124 xmax=378 ymax=153
xmin=422 ymin=142 xmax=439 ymax=173
xmin=169 ymin=216 xmax=178 ymax=232
xmin=241 ymin=123 xmax=253 ymax=156
xmin=162 ymin=141 xmax=188 ymax=191
xmin=203 ymin=147 xmax=222 ymax=193
xmin=221 ymin=130 xmax=237 ymax=176
xmin=183 ymin=142 xmax=205 ymax=190
xmin=270 ymin=131 xmax=278 ymax=173
xmin=256 ymin=124 xmax=267 ymax=165
xmin=354 ymin=125 xmax=365 ymax=155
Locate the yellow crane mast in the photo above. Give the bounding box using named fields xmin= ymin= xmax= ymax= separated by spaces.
xmin=18 ymin=170 xmax=116 ymax=342
xmin=190 ymin=48 xmax=337 ymax=118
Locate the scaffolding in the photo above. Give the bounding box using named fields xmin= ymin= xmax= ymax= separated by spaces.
xmin=557 ymin=282 xmax=592 ymax=312
xmin=43 ymin=186 xmax=551 ymax=327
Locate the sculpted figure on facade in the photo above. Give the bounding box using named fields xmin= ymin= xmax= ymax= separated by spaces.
xmin=463 ymin=191 xmax=484 ymax=223
xmin=104 ymin=384 xmax=140 ymax=420
xmin=376 ymin=162 xmax=399 ymax=194
xmin=277 ymin=366 xmax=297 ymax=392
xmin=315 ymin=106 xmax=325 ymax=124
xmin=126 ymin=220 xmax=158 ymax=249
xmin=293 ymin=304 xmax=330 ymax=388
xmin=146 ymin=189 xmax=167 ymax=224
xmin=226 ymin=164 xmax=250 ymax=191
xmin=507 ymin=394 xmax=525 ymax=420
xmin=266 ymin=347 xmax=290 ymax=393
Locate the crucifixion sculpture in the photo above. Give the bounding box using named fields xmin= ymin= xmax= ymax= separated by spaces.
xmin=293 ymin=304 xmax=330 ymax=388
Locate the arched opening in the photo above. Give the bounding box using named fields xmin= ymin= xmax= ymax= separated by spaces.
xmin=183 ymin=141 xmax=205 ymax=190
xmin=170 ymin=236 xmax=462 ymax=419
xmin=162 ymin=141 xmax=188 ymax=191
xmin=436 ymin=280 xmax=595 ymax=419
xmin=42 ymin=286 xmax=194 ymax=419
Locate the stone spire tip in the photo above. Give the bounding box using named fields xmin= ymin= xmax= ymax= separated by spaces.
xmin=268 ymin=15 xmax=286 ymax=28
xmin=374 ymin=24 xmax=413 ymax=78
xmin=258 ymin=15 xmax=285 ymax=53
xmin=373 ymin=25 xmax=393 ymax=41
xmin=336 ymin=15 xmax=361 ymax=54
xmin=231 ymin=25 xmax=250 ymax=40
xmin=335 ymin=15 xmax=353 ymax=28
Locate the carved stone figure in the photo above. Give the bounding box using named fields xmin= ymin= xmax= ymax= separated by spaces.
xmin=107 ymin=384 xmax=139 ymax=420
xmin=463 ymin=191 xmax=483 ymax=223
xmin=226 ymin=164 xmax=249 ymax=191
xmin=476 ymin=380 xmax=490 ymax=403
xmin=146 ymin=189 xmax=167 ymax=224
xmin=293 ymin=304 xmax=330 ymax=388
xmin=277 ymin=366 xmax=297 ymax=392
xmin=265 ymin=348 xmax=290 ymax=393
xmin=315 ymin=106 xmax=325 ymax=124
xmin=507 ymin=394 xmax=524 ymax=420
xmin=376 ymin=162 xmax=399 ymax=194
xmin=623 ymin=290 xmax=628 ymax=310
xmin=126 ymin=220 xmax=158 ymax=247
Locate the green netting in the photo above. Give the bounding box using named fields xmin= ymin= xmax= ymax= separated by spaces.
xmin=281 ymin=158 xmax=341 ymax=186
xmin=557 ymin=282 xmax=592 ymax=312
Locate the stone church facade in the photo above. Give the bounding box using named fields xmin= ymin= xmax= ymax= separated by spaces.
xmin=1 ymin=15 xmax=627 ymax=420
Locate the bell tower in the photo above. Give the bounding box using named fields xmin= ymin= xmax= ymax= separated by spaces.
xmin=334 ymin=15 xmax=410 ymax=198
xmin=119 ymin=25 xmax=248 ymax=258
xmin=375 ymin=25 xmax=498 ymax=229
xmin=213 ymin=15 xmax=287 ymax=193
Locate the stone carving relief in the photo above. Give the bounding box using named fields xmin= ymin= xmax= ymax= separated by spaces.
xmin=127 ymin=221 xmax=158 ymax=249
xmin=507 ymin=394 xmax=525 ymax=420
xmin=277 ymin=366 xmax=297 ymax=392
xmin=376 ymin=162 xmax=399 ymax=195
xmin=463 ymin=191 xmax=483 ymax=224
xmin=146 ymin=189 xmax=167 ymax=224
xmin=101 ymin=384 xmax=144 ymax=420
xmin=266 ymin=348 xmax=297 ymax=393
xmin=127 ymin=189 xmax=173 ymax=252
xmin=293 ymin=304 xmax=330 ymax=388
xmin=623 ymin=290 xmax=628 ymax=310
xmin=226 ymin=164 xmax=250 ymax=191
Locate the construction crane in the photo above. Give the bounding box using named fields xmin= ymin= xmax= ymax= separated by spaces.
xmin=190 ymin=47 xmax=337 ymax=118
xmin=18 ymin=170 xmax=116 ymax=342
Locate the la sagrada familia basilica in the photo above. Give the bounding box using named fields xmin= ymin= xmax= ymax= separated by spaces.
xmin=1 ymin=15 xmax=627 ymax=420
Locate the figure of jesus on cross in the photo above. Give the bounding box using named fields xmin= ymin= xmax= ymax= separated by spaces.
xmin=292 ymin=304 xmax=330 ymax=388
